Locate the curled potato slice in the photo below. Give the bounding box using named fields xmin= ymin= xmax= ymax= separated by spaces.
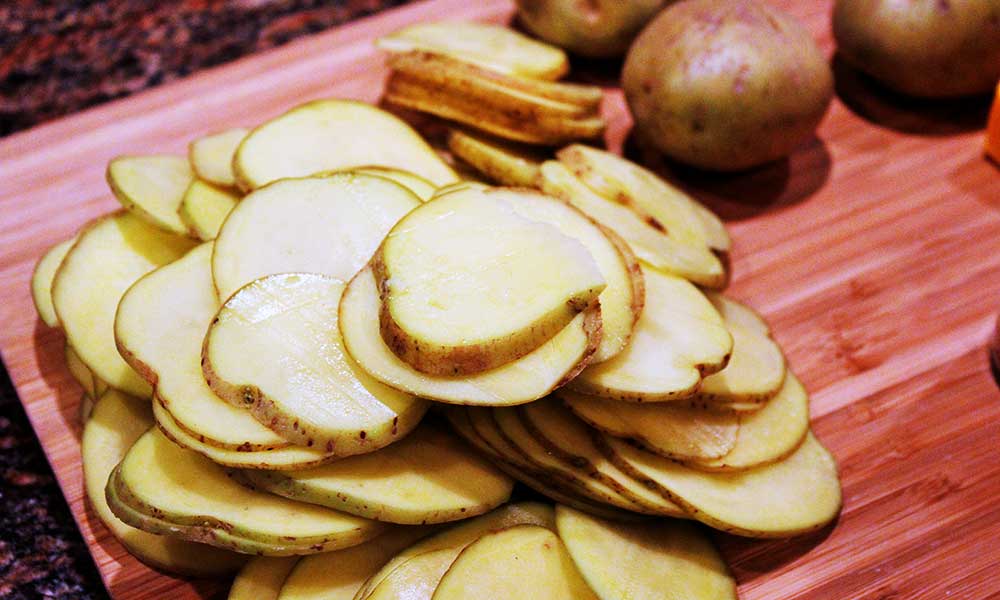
xmin=189 ymin=127 xmax=248 ymax=188
xmin=31 ymin=236 xmax=76 ymax=328
xmin=179 ymin=180 xmax=239 ymax=241
xmin=446 ymin=128 xmax=544 ymax=187
xmin=107 ymin=155 xmax=195 ymax=236
xmin=229 ymin=556 xmax=299 ymax=600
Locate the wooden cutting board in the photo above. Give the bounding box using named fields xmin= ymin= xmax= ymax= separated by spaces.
xmin=2 ymin=0 xmax=999 ymax=597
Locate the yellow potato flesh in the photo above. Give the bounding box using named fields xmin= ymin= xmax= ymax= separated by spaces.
xmin=446 ymin=128 xmax=543 ymax=187
xmin=229 ymin=557 xmax=300 ymax=600
xmin=65 ymin=344 xmax=107 ymax=402
xmin=107 ymin=155 xmax=195 ymax=236
xmin=179 ymin=179 xmax=239 ymax=241
xmin=189 ymin=127 xmax=248 ymax=188
xmin=351 ymin=166 xmax=436 ymax=201
xmin=31 ymin=236 xmax=75 ymax=328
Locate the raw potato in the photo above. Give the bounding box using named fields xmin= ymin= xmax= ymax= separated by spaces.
xmin=432 ymin=525 xmax=598 ymax=600
xmin=570 ymin=264 xmax=732 ymax=401
xmin=66 ymin=344 xmax=107 ymax=402
xmin=374 ymin=189 xmax=605 ymax=375
xmin=107 ymin=155 xmax=195 ymax=236
xmin=115 ymin=244 xmax=289 ymax=451
xmin=556 ymin=506 xmax=737 ymax=600
xmin=52 ymin=211 xmax=196 ymax=397
xmin=376 ymin=21 xmax=569 ymax=80
xmin=179 ymin=180 xmax=239 ymax=241
xmin=239 ymin=424 xmax=513 ymax=524
xmin=561 ymin=389 xmax=739 ymax=460
xmin=189 ymin=128 xmax=248 ymax=188
xmin=204 ymin=273 xmax=427 ymax=454
xmin=229 ymin=557 xmax=300 ymax=600
xmin=233 ymin=99 xmax=458 ymax=190
xmin=540 ymin=161 xmax=727 ymax=288
xmin=600 ymin=431 xmax=842 ymax=537
xmin=108 ymin=429 xmax=385 ymax=555
xmin=515 ymin=0 xmax=666 ymax=58
xmin=446 ymin=128 xmax=544 ymax=187
xmin=363 ymin=548 xmax=458 ymax=600
xmin=82 ymin=389 xmax=246 ymax=576
xmin=211 ymin=172 xmax=421 ymax=301
xmin=351 ymin=166 xmax=436 ymax=201
xmin=339 ymin=266 xmax=601 ymax=406
xmin=31 ymin=236 xmax=75 ymax=328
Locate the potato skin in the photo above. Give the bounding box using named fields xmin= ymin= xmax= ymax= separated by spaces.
xmin=515 ymin=0 xmax=667 ymax=58
xmin=833 ymin=0 xmax=1000 ymax=99
xmin=622 ymin=0 xmax=833 ymax=171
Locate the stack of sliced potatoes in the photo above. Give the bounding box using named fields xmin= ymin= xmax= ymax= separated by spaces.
xmin=28 ymin=17 xmax=842 ymax=600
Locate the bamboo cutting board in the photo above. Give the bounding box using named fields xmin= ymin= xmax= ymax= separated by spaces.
xmin=2 ymin=0 xmax=1000 ymax=597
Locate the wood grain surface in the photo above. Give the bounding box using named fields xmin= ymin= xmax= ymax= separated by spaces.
xmin=1 ymin=0 xmax=999 ymax=598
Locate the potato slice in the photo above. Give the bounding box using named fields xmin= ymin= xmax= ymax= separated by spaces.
xmin=82 ymin=389 xmax=246 ymax=576
xmin=339 ymin=266 xmax=600 ymax=406
xmin=179 ymin=180 xmax=239 ymax=241
xmin=571 ymin=264 xmax=732 ymax=401
xmin=31 ymin=236 xmax=75 ymax=327
xmin=107 ymin=155 xmax=195 ymax=236
xmin=518 ymin=399 xmax=687 ymax=517
xmin=377 ymin=21 xmax=569 ymax=81
xmin=189 ymin=128 xmax=248 ymax=188
xmin=212 ymin=172 xmax=420 ymax=301
xmin=433 ymin=525 xmax=597 ymax=600
xmin=352 ymin=166 xmax=436 ymax=201
xmin=115 ymin=243 xmax=288 ymax=451
xmin=109 ymin=429 xmax=384 ymax=554
xmin=239 ymin=423 xmax=513 ymax=524
xmin=540 ymin=161 xmax=727 ymax=288
xmin=375 ymin=188 xmax=604 ymax=374
xmin=357 ymin=502 xmax=554 ymax=600
xmin=230 ymin=557 xmax=299 ymax=600
xmin=600 ymin=431 xmax=842 ymax=537
xmin=446 ymin=128 xmax=544 ymax=187
xmin=234 ymin=99 xmax=458 ymax=190
xmin=556 ymin=505 xmax=736 ymax=600
xmin=65 ymin=343 xmax=107 ymax=402
xmin=52 ymin=211 xmax=196 ymax=396
xmin=277 ymin=527 xmax=432 ymax=600
xmin=561 ymin=389 xmax=739 ymax=460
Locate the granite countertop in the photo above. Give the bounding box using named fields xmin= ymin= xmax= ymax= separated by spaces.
xmin=0 ymin=2 xmax=413 ymax=598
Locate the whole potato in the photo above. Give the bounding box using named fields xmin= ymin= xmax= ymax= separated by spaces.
xmin=623 ymin=0 xmax=833 ymax=171
xmin=834 ymin=0 xmax=1000 ymax=98
xmin=515 ymin=0 xmax=668 ymax=58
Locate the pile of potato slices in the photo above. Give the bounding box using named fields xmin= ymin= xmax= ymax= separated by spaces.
xmin=29 ymin=20 xmax=841 ymax=600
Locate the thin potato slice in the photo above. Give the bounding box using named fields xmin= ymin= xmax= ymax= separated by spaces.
xmin=31 ymin=236 xmax=75 ymax=327
xmin=374 ymin=188 xmax=605 ymax=375
xmin=82 ymin=389 xmax=246 ymax=576
xmin=115 ymin=244 xmax=288 ymax=451
xmin=66 ymin=344 xmax=107 ymax=401
xmin=600 ymin=431 xmax=842 ymax=537
xmin=204 ymin=273 xmax=427 ymax=454
xmin=52 ymin=211 xmax=196 ymax=397
xmin=446 ymin=128 xmax=544 ymax=187
xmin=540 ymin=161 xmax=727 ymax=288
xmin=239 ymin=424 xmax=513 ymax=524
xmin=212 ymin=172 xmax=421 ymax=302
xmin=561 ymin=389 xmax=739 ymax=460
xmin=109 ymin=429 xmax=384 ymax=554
xmin=229 ymin=557 xmax=300 ymax=600
xmin=352 ymin=166 xmax=436 ymax=201
xmin=377 ymin=22 xmax=569 ymax=81
xmin=432 ymin=525 xmax=598 ymax=600
xmin=234 ymin=99 xmax=458 ymax=190
xmin=364 ymin=548 xmax=456 ymax=600
xmin=556 ymin=505 xmax=736 ymax=600
xmin=190 ymin=128 xmax=248 ymax=188
xmin=571 ymin=264 xmax=732 ymax=401
xmin=340 ymin=266 xmax=600 ymax=406
xmin=107 ymin=155 xmax=195 ymax=236
xmin=179 ymin=180 xmax=239 ymax=241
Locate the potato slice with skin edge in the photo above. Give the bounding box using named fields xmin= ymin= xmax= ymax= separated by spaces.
xmin=540 ymin=161 xmax=727 ymax=288
xmin=107 ymin=155 xmax=196 ymax=236
xmin=374 ymin=188 xmax=605 ymax=374
xmin=205 ymin=273 xmax=427 ymax=454
xmin=234 ymin=99 xmax=458 ymax=190
xmin=179 ymin=179 xmax=239 ymax=241
xmin=571 ymin=264 xmax=732 ymax=402
xmin=351 ymin=166 xmax=436 ymax=201
xmin=189 ymin=128 xmax=248 ymax=188
xmin=211 ymin=172 xmax=421 ymax=302
xmin=599 ymin=431 xmax=842 ymax=537
xmin=238 ymin=423 xmax=513 ymax=525
xmin=83 ymin=389 xmax=246 ymax=576
xmin=115 ymin=243 xmax=288 ymax=451
xmin=278 ymin=526 xmax=435 ymax=600
xmin=229 ymin=556 xmax=300 ymax=600
xmin=340 ymin=266 xmax=601 ymax=406
xmin=446 ymin=128 xmax=544 ymax=187
xmin=556 ymin=505 xmax=737 ymax=600
xmin=31 ymin=236 xmax=76 ymax=328
xmin=52 ymin=211 xmax=196 ymax=397
xmin=66 ymin=343 xmax=105 ymax=401
xmin=376 ymin=21 xmax=569 ymax=81
xmin=109 ymin=428 xmax=384 ymax=553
